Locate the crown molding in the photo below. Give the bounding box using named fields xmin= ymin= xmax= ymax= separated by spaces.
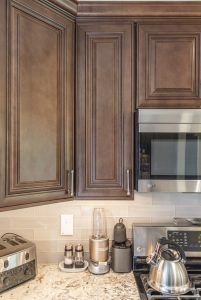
xmin=76 ymin=1 xmax=201 ymax=17
xmin=45 ymin=0 xmax=201 ymax=18
xmin=48 ymin=0 xmax=77 ymax=14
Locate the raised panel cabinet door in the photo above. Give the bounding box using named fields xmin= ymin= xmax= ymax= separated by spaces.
xmin=138 ymin=23 xmax=201 ymax=107
xmin=0 ymin=0 xmax=7 ymax=202
xmin=2 ymin=0 xmax=74 ymax=208
xmin=76 ymin=23 xmax=133 ymax=198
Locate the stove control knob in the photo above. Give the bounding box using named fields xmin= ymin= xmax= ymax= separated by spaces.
xmin=3 ymin=277 xmax=10 ymax=287
xmin=24 ymin=267 xmax=32 ymax=276
xmin=0 ymin=278 xmax=4 ymax=289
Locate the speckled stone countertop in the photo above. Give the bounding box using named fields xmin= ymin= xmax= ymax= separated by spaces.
xmin=0 ymin=264 xmax=140 ymax=300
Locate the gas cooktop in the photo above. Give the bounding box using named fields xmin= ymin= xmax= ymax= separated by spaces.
xmin=132 ymin=223 xmax=201 ymax=300
xmin=135 ymin=273 xmax=201 ymax=300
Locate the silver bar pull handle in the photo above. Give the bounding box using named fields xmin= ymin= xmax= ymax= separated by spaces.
xmin=65 ymin=170 xmax=70 ymax=194
xmin=126 ymin=169 xmax=131 ymax=196
xmin=70 ymin=170 xmax=74 ymax=197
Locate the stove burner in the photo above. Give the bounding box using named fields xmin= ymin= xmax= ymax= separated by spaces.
xmin=140 ymin=274 xmax=201 ymax=300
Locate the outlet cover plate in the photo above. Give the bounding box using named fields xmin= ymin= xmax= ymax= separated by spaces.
xmin=60 ymin=214 xmax=73 ymax=235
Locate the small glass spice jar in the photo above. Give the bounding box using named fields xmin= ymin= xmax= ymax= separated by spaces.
xmin=64 ymin=244 xmax=74 ymax=268
xmin=74 ymin=244 xmax=84 ymax=268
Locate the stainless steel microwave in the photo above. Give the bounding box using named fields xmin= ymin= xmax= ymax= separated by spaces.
xmin=135 ymin=109 xmax=201 ymax=193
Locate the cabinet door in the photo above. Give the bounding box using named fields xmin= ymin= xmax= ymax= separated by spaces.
xmin=138 ymin=23 xmax=201 ymax=107
xmin=76 ymin=23 xmax=133 ymax=198
xmin=1 ymin=0 xmax=74 ymax=209
xmin=0 ymin=0 xmax=6 ymax=202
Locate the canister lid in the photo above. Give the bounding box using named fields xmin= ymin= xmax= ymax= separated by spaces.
xmin=75 ymin=244 xmax=84 ymax=252
xmin=65 ymin=244 xmax=73 ymax=251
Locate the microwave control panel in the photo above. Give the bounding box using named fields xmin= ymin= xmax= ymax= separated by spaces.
xmin=167 ymin=230 xmax=201 ymax=252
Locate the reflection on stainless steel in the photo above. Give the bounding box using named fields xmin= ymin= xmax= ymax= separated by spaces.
xmin=133 ymin=225 xmax=201 ymax=259
xmin=138 ymin=109 xmax=201 ymax=124
xmin=139 ymin=124 xmax=201 ymax=133
xmin=196 ymin=181 xmax=201 ymax=193
xmin=138 ymin=180 xmax=201 ymax=193
xmin=173 ymin=218 xmax=201 ymax=226
xmin=0 ymin=247 xmax=36 ymax=273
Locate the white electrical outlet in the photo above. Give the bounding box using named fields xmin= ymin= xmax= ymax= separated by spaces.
xmin=60 ymin=214 xmax=73 ymax=235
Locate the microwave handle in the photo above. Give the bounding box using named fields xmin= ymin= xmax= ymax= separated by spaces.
xmin=126 ymin=169 xmax=131 ymax=196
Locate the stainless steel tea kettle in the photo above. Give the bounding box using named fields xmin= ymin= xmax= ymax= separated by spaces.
xmin=146 ymin=237 xmax=190 ymax=295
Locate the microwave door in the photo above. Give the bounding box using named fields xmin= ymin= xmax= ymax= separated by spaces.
xmin=136 ymin=125 xmax=201 ymax=193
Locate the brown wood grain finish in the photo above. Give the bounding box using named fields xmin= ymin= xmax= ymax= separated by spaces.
xmin=77 ymin=1 xmax=201 ymax=17
xmin=48 ymin=0 xmax=77 ymax=15
xmin=2 ymin=0 xmax=74 ymax=207
xmin=9 ymin=7 xmax=61 ymax=191
xmin=0 ymin=0 xmax=7 ymax=200
xmin=86 ymin=33 xmax=121 ymax=186
xmin=36 ymin=0 xmax=201 ymax=18
xmin=138 ymin=24 xmax=201 ymax=107
xmin=76 ymin=23 xmax=133 ymax=198
xmin=5 ymin=0 xmax=201 ymax=208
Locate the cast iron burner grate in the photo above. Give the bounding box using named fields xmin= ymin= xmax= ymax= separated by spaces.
xmin=140 ymin=274 xmax=201 ymax=300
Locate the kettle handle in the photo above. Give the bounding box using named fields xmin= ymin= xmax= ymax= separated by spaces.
xmin=158 ymin=237 xmax=186 ymax=263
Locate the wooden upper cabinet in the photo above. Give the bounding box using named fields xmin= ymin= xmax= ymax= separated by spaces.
xmin=137 ymin=23 xmax=201 ymax=108
xmin=0 ymin=0 xmax=6 ymax=203
xmin=0 ymin=0 xmax=74 ymax=209
xmin=76 ymin=23 xmax=133 ymax=198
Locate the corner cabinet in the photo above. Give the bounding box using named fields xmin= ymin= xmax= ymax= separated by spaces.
xmin=0 ymin=0 xmax=74 ymax=210
xmin=137 ymin=22 xmax=201 ymax=108
xmin=76 ymin=22 xmax=133 ymax=198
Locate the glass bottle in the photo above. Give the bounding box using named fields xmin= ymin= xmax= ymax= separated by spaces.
xmin=92 ymin=208 xmax=107 ymax=239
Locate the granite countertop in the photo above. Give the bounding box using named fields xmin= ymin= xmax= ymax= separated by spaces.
xmin=0 ymin=264 xmax=140 ymax=300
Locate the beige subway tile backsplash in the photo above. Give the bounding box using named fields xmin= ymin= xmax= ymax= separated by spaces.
xmin=152 ymin=193 xmax=178 ymax=205
xmin=33 ymin=229 xmax=60 ymax=241
xmin=35 ymin=202 xmax=82 ymax=217
xmin=0 ymin=191 xmax=200 ymax=263
xmin=10 ymin=217 xmax=58 ymax=229
xmin=1 ymin=207 xmax=36 ymax=217
xmin=0 ymin=217 xmax=10 ymax=229
xmin=175 ymin=205 xmax=201 ymax=218
xmin=37 ymin=252 xmax=64 ymax=264
xmin=133 ymin=191 xmax=152 ymax=205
